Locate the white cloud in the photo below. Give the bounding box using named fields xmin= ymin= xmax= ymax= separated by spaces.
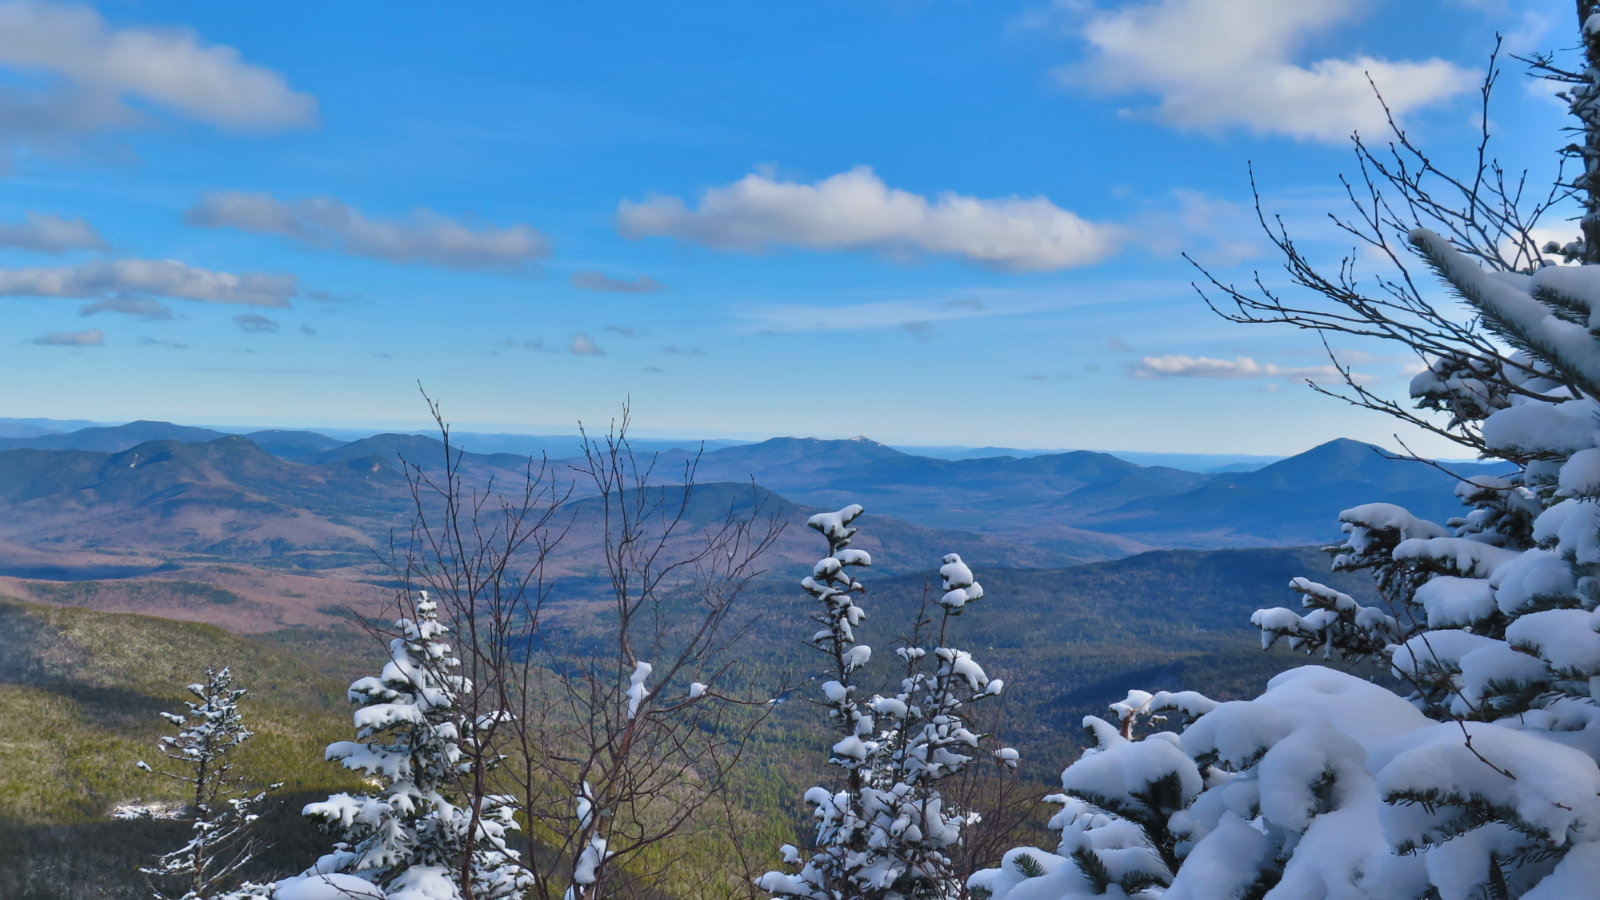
xmin=0 ymin=258 xmax=296 ymax=306
xmin=186 ymin=191 xmax=550 ymax=270
xmin=0 ymin=212 xmax=107 ymax=253
xmin=1054 ymin=0 xmax=1474 ymax=143
xmin=1133 ymin=353 xmax=1370 ymax=382
xmin=0 ymin=0 xmax=314 ymax=156
xmin=618 ymin=166 xmax=1123 ymax=272
xmin=568 ymin=333 xmax=604 ymax=356
xmin=572 ymin=270 xmax=666 ymax=293
xmin=32 ymin=327 xmax=100 ymax=346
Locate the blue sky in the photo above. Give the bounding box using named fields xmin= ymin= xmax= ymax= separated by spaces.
xmin=0 ymin=0 xmax=1576 ymax=453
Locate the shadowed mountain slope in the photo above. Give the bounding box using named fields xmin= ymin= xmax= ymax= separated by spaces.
xmin=1085 ymin=438 xmax=1512 ymax=546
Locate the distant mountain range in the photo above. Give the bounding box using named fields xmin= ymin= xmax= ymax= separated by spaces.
xmin=0 ymin=420 xmax=1510 ymax=580
xmin=0 ymin=417 xmax=1283 ymax=473
xmin=0 ymin=419 xmax=744 ymax=461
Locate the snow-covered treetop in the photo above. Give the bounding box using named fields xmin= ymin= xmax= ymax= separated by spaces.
xmin=807 ymin=503 xmax=865 ymax=546
xmin=294 ymin=591 xmax=529 ymax=900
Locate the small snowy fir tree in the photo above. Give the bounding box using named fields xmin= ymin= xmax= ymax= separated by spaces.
xmin=275 ymin=591 xmax=531 ymax=900
xmin=760 ymin=506 xmax=1012 ymax=900
xmin=138 ymin=666 xmax=276 ymax=900
xmin=973 ymin=9 xmax=1600 ymax=899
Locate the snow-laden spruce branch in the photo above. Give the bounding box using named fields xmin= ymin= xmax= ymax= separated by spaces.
xmin=976 ymin=10 xmax=1600 ymax=899
xmin=137 ymin=666 xmax=279 ymax=900
xmin=761 ymin=506 xmax=1015 ymax=900
xmin=281 ymin=591 xmax=531 ymax=900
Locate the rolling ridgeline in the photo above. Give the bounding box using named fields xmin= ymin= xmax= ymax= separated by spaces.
xmin=0 ymin=421 xmax=1448 ymax=896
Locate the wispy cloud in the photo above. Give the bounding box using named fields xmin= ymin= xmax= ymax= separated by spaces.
xmin=32 ymin=328 xmax=101 ymax=346
xmin=1143 ymin=189 xmax=1265 ymax=266
xmin=186 ymin=191 xmax=550 ymax=270
xmin=619 ymin=165 xmax=1123 ymax=272
xmin=1037 ymin=0 xmax=1473 ymax=143
xmin=303 ymin=288 xmax=360 ymax=303
xmin=742 ymin=292 xmax=1050 ymax=335
xmin=662 ymin=344 xmax=705 ymax=356
xmin=79 ymin=296 xmax=173 ymax=320
xmin=1133 ymin=353 xmax=1369 ymax=382
xmin=603 ymin=324 xmax=647 ymax=338
xmin=137 ymin=335 xmax=187 ymax=350
xmin=0 ymin=258 xmax=295 ymax=306
xmin=497 ymin=337 xmax=553 ymax=353
xmin=572 ymin=270 xmax=666 ymax=293
xmin=0 ymin=0 xmax=315 ymax=161
xmin=233 ymin=313 xmax=279 ymax=333
xmin=0 ymin=212 xmax=107 ymax=253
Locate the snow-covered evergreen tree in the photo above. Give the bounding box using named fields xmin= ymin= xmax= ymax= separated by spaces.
xmin=974 ymin=8 xmax=1600 ymax=900
xmin=277 ymin=591 xmax=531 ymax=900
xmin=761 ymin=507 xmax=1011 ymax=900
xmin=138 ymin=666 xmax=276 ymax=900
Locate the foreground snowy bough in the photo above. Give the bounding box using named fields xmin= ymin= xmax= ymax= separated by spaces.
xmin=973 ymin=664 xmax=1600 ymax=899
xmin=975 ymin=15 xmax=1600 ymax=894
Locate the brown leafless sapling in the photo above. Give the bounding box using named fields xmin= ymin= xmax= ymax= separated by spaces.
xmin=393 ymin=399 xmax=785 ymax=900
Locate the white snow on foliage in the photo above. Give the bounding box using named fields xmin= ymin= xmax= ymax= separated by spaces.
xmin=1558 ymin=446 xmax=1600 ymax=496
xmin=1415 ymin=576 xmax=1496 ymax=628
xmin=976 ymin=209 xmax=1600 ymax=898
xmin=1413 ymin=228 xmax=1600 ymax=399
xmin=766 ymin=509 xmax=1008 ymax=899
xmin=282 ymin=593 xmax=530 ymax=900
xmin=975 ymin=669 xmax=1445 ymax=899
xmin=805 ymin=503 xmax=864 ymax=544
xmin=1375 ymin=721 xmax=1600 ymax=847
xmin=273 ymin=873 xmax=387 ymax=900
xmin=1483 ymin=398 xmax=1600 ymax=457
xmin=1506 ymin=608 xmax=1600 ymax=672
xmin=1339 ymin=503 xmax=1449 ymax=551
xmin=626 ymin=660 xmax=652 ymax=719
